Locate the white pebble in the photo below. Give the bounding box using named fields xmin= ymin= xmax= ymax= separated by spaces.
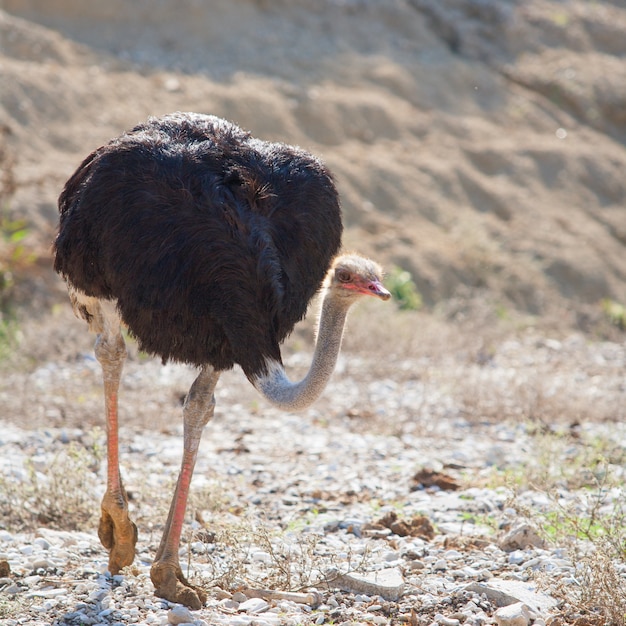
xmin=508 ymin=550 xmax=526 ymax=565
xmin=167 ymin=605 xmax=195 ymax=624
xmin=251 ymin=550 xmax=273 ymax=564
xmin=33 ymin=538 xmax=51 ymax=551
xmin=444 ymin=549 xmax=462 ymax=560
xmin=494 ymin=601 xmax=531 ymax=626
xmin=239 ymin=597 xmax=270 ymax=613
xmin=218 ymin=598 xmax=239 ymax=610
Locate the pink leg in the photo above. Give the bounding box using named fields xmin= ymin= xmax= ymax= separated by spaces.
xmin=94 ymin=332 xmax=138 ymax=574
xmin=150 ymin=366 xmax=220 ymax=610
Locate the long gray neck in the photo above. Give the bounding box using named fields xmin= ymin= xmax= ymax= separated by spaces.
xmin=251 ymin=292 xmax=350 ymax=411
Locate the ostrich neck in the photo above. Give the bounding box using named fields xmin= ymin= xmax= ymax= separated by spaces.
xmin=252 ymin=292 xmax=350 ymax=411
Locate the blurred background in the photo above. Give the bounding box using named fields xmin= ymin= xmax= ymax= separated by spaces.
xmin=1 ymin=0 xmax=625 ymax=359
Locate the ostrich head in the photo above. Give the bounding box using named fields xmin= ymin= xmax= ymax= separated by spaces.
xmin=325 ymin=254 xmax=391 ymax=303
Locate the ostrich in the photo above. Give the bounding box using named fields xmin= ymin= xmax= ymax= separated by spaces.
xmin=53 ymin=112 xmax=390 ymax=609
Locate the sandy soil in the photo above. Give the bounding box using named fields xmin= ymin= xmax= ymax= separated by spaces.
xmin=1 ymin=0 xmax=626 ymax=336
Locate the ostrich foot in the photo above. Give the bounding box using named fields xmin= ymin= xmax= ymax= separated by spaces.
xmin=150 ymin=561 xmax=207 ymax=610
xmin=98 ymin=494 xmax=138 ymax=574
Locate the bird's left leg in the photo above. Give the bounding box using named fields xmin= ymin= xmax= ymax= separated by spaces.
xmin=150 ymin=366 xmax=220 ymax=610
xmin=94 ymin=328 xmax=138 ymax=575
xmin=69 ymin=291 xmax=138 ymax=575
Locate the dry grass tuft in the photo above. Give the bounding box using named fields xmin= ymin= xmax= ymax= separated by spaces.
xmin=0 ymin=440 xmax=101 ymax=532
xmin=546 ymin=543 xmax=626 ymax=626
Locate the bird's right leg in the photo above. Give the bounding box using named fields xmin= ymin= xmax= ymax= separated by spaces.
xmin=94 ymin=326 xmax=138 ymax=574
xmin=150 ymin=366 xmax=220 ymax=610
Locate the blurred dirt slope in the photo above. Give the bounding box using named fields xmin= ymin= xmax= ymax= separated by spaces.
xmin=1 ymin=0 xmax=625 ymax=327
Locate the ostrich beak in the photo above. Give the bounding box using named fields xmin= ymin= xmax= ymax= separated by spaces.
xmin=367 ymin=279 xmax=391 ymax=301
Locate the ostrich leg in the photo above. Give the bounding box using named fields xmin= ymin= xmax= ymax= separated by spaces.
xmin=94 ymin=331 xmax=138 ymax=574
xmin=150 ymin=366 xmax=221 ymax=610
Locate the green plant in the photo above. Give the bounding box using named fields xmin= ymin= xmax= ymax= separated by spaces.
xmin=386 ymin=266 xmax=422 ymax=311
xmin=0 ymin=211 xmax=34 ymax=361
xmin=0 ymin=314 xmax=18 ymax=361
xmin=0 ymin=212 xmax=33 ymax=300
xmin=602 ymin=298 xmax=626 ymax=331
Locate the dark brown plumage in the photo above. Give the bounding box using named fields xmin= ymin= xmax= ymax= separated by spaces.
xmin=54 ymin=112 xmax=342 ymax=378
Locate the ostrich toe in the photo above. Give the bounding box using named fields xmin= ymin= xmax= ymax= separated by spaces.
xmin=98 ymin=493 xmax=138 ymax=574
xmin=150 ymin=561 xmax=207 ymax=610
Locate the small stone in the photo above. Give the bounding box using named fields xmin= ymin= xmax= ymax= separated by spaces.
xmin=23 ymin=575 xmax=41 ymax=585
xmin=218 ymin=598 xmax=239 ymax=610
xmin=26 ymin=587 xmax=68 ymax=598
xmin=164 ymin=77 xmax=181 ymax=92
xmin=327 ymin=595 xmax=339 ymax=608
xmin=33 ymin=538 xmax=51 ymax=551
xmin=494 ymin=602 xmax=531 ymax=626
xmin=499 ymin=524 xmax=545 ymax=552
xmin=251 ymin=550 xmax=273 ymax=564
xmin=0 ymin=561 xmax=9 ymax=577
xmin=232 ymin=591 xmax=248 ymax=602
xmin=328 ymin=567 xmax=404 ymax=601
xmin=508 ymin=550 xmax=526 ymax=565
xmin=465 ymin=580 xmax=557 ymax=613
xmin=31 ymin=558 xmax=53 ymax=571
xmin=238 ymin=597 xmax=269 ymax=613
xmin=433 ymin=559 xmax=447 ymax=571
xmin=444 ymin=550 xmax=462 ymax=560
xmin=88 ymin=588 xmax=108 ymax=602
xmin=167 ymin=605 xmax=195 ymax=624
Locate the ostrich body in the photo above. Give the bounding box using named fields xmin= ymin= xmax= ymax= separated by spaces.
xmin=54 ymin=112 xmax=390 ymax=609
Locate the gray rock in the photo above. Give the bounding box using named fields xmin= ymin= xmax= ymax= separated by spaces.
xmin=498 ymin=524 xmax=545 ymax=552
xmin=238 ymin=597 xmax=270 ymax=613
xmin=167 ymin=605 xmax=195 ymax=624
xmin=494 ymin=602 xmax=531 ymax=626
xmin=327 ymin=567 xmax=404 ymax=601
xmin=465 ymin=580 xmax=557 ymax=614
xmin=433 ymin=558 xmax=448 ymax=571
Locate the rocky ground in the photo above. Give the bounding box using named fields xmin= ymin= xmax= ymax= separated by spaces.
xmin=1 ymin=321 xmax=625 ymax=625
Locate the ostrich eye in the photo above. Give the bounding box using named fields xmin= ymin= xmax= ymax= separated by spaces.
xmin=336 ymin=269 xmax=351 ymax=283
